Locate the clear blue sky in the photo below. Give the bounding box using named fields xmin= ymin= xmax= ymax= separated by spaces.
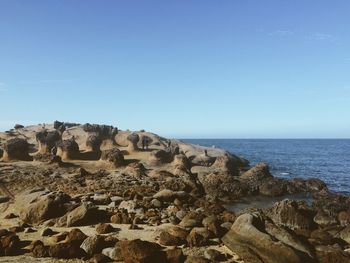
xmin=0 ymin=1 xmax=349 ymax=138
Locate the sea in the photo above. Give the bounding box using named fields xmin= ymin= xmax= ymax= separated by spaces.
xmin=183 ymin=139 xmax=350 ymax=196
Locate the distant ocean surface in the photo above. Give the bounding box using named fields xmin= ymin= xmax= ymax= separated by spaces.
xmin=183 ymin=139 xmax=350 ymax=195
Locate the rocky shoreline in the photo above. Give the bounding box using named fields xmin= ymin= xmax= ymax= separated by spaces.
xmin=0 ymin=121 xmax=349 ymax=263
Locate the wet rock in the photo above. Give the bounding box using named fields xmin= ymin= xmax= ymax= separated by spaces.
xmin=259 ymin=179 xmax=288 ymax=197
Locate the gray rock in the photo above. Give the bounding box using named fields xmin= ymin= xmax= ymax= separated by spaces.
xmin=102 ymin=245 xmax=123 ymax=261
xmin=80 ymin=235 xmax=105 ymax=256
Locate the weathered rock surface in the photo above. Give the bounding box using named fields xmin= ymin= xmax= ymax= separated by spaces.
xmin=222 ymin=212 xmax=315 ymax=263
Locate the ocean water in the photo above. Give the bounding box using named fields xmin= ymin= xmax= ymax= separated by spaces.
xmin=183 ymin=139 xmax=350 ymax=195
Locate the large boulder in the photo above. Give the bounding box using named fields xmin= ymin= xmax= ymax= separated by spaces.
xmin=2 ymin=138 xmax=32 ymax=161
xmin=119 ymin=239 xmax=166 ymax=263
xmin=49 ymin=229 xmax=87 ymax=258
xmin=240 ymin=162 xmax=275 ymax=194
xmin=211 ymin=153 xmax=239 ymax=175
xmin=198 ymin=172 xmax=246 ymax=199
xmin=66 ymin=204 xmax=99 ymax=227
xmin=80 ymin=235 xmax=107 ymax=256
xmin=100 ymin=148 xmax=125 ymax=167
xmin=222 ymin=212 xmax=315 ymax=263
xmin=241 ymin=162 xmax=272 ymax=179
xmin=17 ymin=191 xmax=71 ymax=225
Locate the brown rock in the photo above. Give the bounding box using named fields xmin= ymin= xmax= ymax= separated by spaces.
xmin=186 ymin=227 xmax=210 ymax=247
xmin=222 ymin=212 xmax=314 ymax=263
xmin=159 ymin=231 xmax=186 ymax=246
xmin=166 ymin=248 xmax=185 ymax=263
xmin=2 ymin=138 xmax=32 ymax=161
xmin=268 ymin=199 xmax=315 ymax=230
xmin=31 ymin=240 xmax=49 ymax=258
xmin=119 ymin=239 xmax=166 ymax=263
xmin=96 ymin=223 xmax=116 ymax=234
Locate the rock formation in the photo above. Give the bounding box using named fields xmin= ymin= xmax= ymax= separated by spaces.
xmin=35 ymin=129 xmax=61 ymax=154
xmin=100 ymin=148 xmax=125 ymax=167
xmin=1 ymin=138 xmax=32 ymax=161
xmin=56 ymin=138 xmax=80 ymax=160
xmin=127 ymin=132 xmax=140 ymax=152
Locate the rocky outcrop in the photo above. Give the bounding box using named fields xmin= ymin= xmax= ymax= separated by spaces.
xmin=1 ymin=138 xmax=32 ymax=161
xmin=82 ymin=123 xmax=118 ymax=153
xmin=198 ymin=172 xmax=246 ymax=199
xmin=222 ymin=212 xmax=315 ymax=263
xmin=267 ymin=199 xmax=315 ymax=230
xmin=211 ymin=153 xmax=239 ymax=175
